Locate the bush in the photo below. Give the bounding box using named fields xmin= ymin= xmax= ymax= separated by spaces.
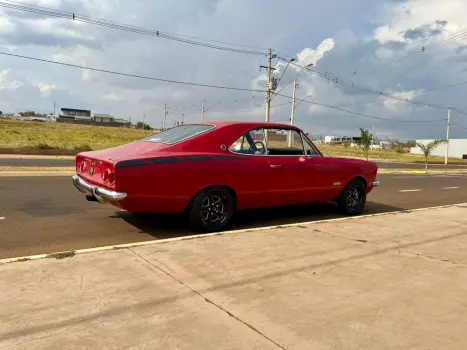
xmin=31 ymin=141 xmax=55 ymax=149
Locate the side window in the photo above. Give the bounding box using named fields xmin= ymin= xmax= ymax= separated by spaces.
xmin=229 ymin=128 xmax=267 ymax=155
xmin=264 ymin=128 xmax=304 ymax=156
xmin=302 ymin=134 xmax=320 ymax=156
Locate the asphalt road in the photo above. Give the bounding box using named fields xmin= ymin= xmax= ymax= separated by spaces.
xmin=1 ymin=173 xmax=467 ymax=259
xmin=2 ymin=157 xmax=467 ymax=169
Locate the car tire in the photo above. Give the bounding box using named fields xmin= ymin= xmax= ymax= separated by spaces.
xmin=337 ymin=179 xmax=367 ymax=215
xmin=188 ymin=187 xmax=235 ymax=233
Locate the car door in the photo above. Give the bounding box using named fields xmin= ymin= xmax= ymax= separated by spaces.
xmin=300 ymin=134 xmax=335 ymax=202
xmin=227 ymin=128 xmax=276 ymax=210
xmin=263 ymin=128 xmax=310 ymax=206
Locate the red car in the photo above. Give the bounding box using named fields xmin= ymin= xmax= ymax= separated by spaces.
xmin=72 ymin=121 xmax=379 ymax=232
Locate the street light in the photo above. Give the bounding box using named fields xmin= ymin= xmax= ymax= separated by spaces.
xmin=277 ymin=57 xmax=296 ymax=84
xmin=272 ymin=62 xmax=313 ymax=100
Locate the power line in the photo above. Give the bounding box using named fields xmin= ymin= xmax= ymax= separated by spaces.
xmin=0 ymin=51 xmax=264 ymax=92
xmin=336 ymin=79 xmax=467 ymax=108
xmin=451 ymin=120 xmax=467 ymax=130
xmin=364 ymin=28 xmax=467 ymax=70
xmin=4 ymin=0 xmax=270 ymax=50
xmin=276 ymin=56 xmax=467 ymax=114
xmin=0 ymin=50 xmax=446 ymax=125
xmin=0 ymin=0 xmax=267 ymax=56
xmin=273 ymin=92 xmax=445 ymax=123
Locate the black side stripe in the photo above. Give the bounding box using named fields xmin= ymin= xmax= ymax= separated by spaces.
xmin=183 ymin=155 xmax=216 ymax=161
xmin=147 ymin=157 xmax=184 ymax=164
xmin=214 ymin=155 xmax=250 ymax=161
xmin=116 ymin=154 xmax=250 ymax=168
xmin=115 ymin=159 xmax=148 ymax=169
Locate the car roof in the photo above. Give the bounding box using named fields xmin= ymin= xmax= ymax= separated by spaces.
xmin=189 ymin=120 xmax=300 ymax=129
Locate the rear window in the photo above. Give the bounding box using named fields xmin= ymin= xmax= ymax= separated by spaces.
xmin=142 ymin=124 xmax=215 ymax=145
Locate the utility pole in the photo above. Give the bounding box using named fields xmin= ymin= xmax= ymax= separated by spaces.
xmin=288 ymin=79 xmax=298 ymax=147
xmin=163 ymin=104 xmax=168 ymax=130
xmin=201 ymin=100 xmax=205 ymax=121
xmin=372 ymin=123 xmax=376 ymax=145
xmin=290 ymin=79 xmax=298 ymax=125
xmin=260 ymin=49 xmax=276 ymax=122
xmin=445 ymin=106 xmax=451 ymax=165
xmin=181 ymin=113 xmax=184 ymax=125
xmin=53 ymin=101 xmax=56 ymax=116
xmin=266 ymin=48 xmax=272 ymax=122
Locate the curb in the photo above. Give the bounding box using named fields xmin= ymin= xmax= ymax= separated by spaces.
xmin=378 ymin=169 xmax=467 ymax=174
xmin=0 ymin=170 xmax=75 ymax=177
xmin=0 ymin=155 xmax=75 ymax=160
xmin=1 ymin=203 xmax=466 ymax=265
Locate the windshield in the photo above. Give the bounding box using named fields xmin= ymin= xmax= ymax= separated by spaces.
xmin=142 ymin=124 xmax=215 ymax=145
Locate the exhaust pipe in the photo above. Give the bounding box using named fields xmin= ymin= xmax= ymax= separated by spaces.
xmin=86 ymin=195 xmax=98 ymax=202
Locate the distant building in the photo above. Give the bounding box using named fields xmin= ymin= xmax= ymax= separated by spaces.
xmin=60 ymin=108 xmax=92 ymax=120
xmin=324 ymin=135 xmax=362 ymax=144
xmin=93 ymin=114 xmax=126 ymax=124
xmin=55 ymin=108 xmax=129 ymax=127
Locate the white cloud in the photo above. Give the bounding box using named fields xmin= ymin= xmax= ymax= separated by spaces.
xmin=38 ymin=83 xmax=56 ymax=96
xmin=296 ymin=38 xmax=335 ymax=67
xmin=373 ymin=0 xmax=467 ymax=44
xmin=102 ymin=92 xmax=123 ymax=101
xmin=0 ymin=0 xmax=466 ymax=140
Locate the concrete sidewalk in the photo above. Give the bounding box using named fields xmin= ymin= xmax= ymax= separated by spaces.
xmin=1 ymin=205 xmax=467 ymax=349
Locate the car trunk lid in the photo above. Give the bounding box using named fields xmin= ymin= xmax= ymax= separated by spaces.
xmin=79 ymin=141 xmax=170 ymax=163
xmin=76 ymin=141 xmax=171 ymax=188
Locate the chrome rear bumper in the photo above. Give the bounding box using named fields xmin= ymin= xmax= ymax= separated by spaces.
xmin=72 ymin=175 xmax=127 ymax=204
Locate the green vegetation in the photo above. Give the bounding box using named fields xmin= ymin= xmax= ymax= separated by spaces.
xmin=0 ymin=120 xmax=461 ymax=163
xmin=46 ymin=251 xmax=76 ymax=259
xmin=136 ymin=121 xmax=151 ymax=130
xmin=318 ymin=143 xmax=459 ymax=163
xmin=358 ymin=128 xmax=374 ymax=161
xmin=0 ymin=119 xmax=154 ymax=151
xmin=416 ymin=139 xmax=448 ymax=169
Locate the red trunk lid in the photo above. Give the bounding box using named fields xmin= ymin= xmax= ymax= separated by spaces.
xmin=81 ymin=141 xmax=170 ymax=162
xmin=76 ymin=141 xmax=170 ymax=187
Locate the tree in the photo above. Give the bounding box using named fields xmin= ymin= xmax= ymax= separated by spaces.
xmin=136 ymin=121 xmax=151 ymax=130
xmin=358 ymin=128 xmax=374 ymax=161
xmin=406 ymin=140 xmax=416 ymax=148
xmin=416 ymin=139 xmax=448 ymax=170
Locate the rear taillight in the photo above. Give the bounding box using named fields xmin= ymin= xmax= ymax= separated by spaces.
xmin=101 ymin=168 xmax=115 ymax=185
xmin=102 ymin=169 xmax=110 ymax=182
xmin=108 ymin=171 xmax=115 ymax=185
xmin=77 ymin=160 xmax=86 ymax=173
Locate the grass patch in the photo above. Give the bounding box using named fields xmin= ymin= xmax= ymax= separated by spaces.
xmin=46 ymin=251 xmax=76 ymax=260
xmin=317 ymin=144 xmax=461 ymax=163
xmin=0 ymin=119 xmax=154 ymax=151
xmin=0 ymin=119 xmax=462 ymax=162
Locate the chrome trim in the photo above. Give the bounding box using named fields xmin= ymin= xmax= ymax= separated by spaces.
xmin=72 ymin=175 xmax=127 ymax=204
xmin=300 ymin=132 xmax=321 ymax=156
xmin=371 ymin=180 xmax=380 ymax=187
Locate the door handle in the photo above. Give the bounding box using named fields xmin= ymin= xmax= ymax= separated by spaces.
xmin=270 ymin=164 xmax=282 ymax=168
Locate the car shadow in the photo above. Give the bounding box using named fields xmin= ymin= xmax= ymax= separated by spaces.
xmin=116 ymin=201 xmax=404 ymax=240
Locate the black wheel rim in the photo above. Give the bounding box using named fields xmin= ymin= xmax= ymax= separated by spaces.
xmin=347 ymin=185 xmax=363 ymax=210
xmin=200 ymin=194 xmax=228 ymax=224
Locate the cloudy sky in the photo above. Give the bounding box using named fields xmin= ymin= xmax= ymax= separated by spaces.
xmin=1 ymin=0 xmax=467 ymax=141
